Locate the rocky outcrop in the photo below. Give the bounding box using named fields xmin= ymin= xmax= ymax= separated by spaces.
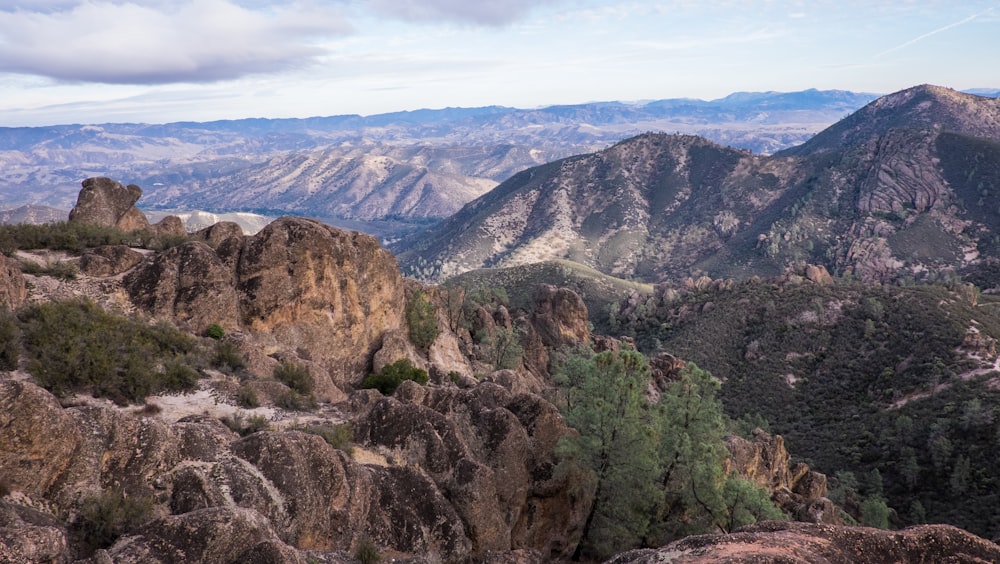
xmin=237 ymin=217 xmax=404 ymax=389
xmin=124 ymin=241 xmax=240 ymax=334
xmin=0 ymin=501 xmax=69 ymax=563
xmin=608 ymin=521 xmax=1000 ymax=564
xmin=79 ymin=245 xmax=146 ymax=277
xmin=0 ymin=253 xmax=26 ymax=309
xmin=99 ymin=507 xmax=301 ymax=564
xmin=69 ymin=177 xmax=150 ymax=232
xmin=352 ymin=382 xmax=591 ymax=560
xmin=725 ymin=429 xmax=838 ymax=524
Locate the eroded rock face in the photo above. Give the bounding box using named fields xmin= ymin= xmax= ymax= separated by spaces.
xmin=353 ymin=382 xmax=591 ymax=560
xmin=607 ymin=521 xmax=1000 ymax=564
xmin=725 ymin=429 xmax=837 ymax=524
xmin=124 ymin=241 xmax=240 ymax=333
xmin=0 ymin=253 xmax=26 ymax=309
xmin=79 ymin=245 xmax=145 ymax=277
xmin=237 ymin=217 xmax=404 ymax=388
xmin=69 ymin=177 xmax=150 ymax=232
xmin=102 ymin=506 xmax=299 ymax=564
xmin=0 ymin=501 xmax=69 ymax=563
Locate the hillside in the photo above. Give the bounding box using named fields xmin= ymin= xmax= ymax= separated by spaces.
xmin=608 ymin=275 xmax=1000 ymax=539
xmin=397 ymin=85 xmax=1000 ymax=286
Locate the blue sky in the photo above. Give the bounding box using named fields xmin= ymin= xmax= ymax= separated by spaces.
xmin=0 ymin=0 xmax=997 ymax=126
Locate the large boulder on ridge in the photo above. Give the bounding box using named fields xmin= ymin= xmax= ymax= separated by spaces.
xmin=69 ymin=177 xmax=150 ymax=232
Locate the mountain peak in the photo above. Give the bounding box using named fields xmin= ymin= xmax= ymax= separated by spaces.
xmin=781 ymin=84 xmax=1000 ymax=156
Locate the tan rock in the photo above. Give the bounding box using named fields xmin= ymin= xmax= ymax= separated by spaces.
xmin=237 ymin=217 xmax=404 ymax=389
xmin=69 ymin=177 xmax=150 ymax=232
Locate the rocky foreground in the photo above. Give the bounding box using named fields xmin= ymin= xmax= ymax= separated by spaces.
xmin=2 ymin=177 xmax=999 ymax=563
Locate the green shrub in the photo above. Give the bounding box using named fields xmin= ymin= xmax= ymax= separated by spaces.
xmin=362 ymin=359 xmax=429 ymax=395
xmin=0 ymin=308 xmax=20 ymax=371
xmin=205 ymin=324 xmax=225 ymax=340
xmin=236 ymin=383 xmax=259 ymax=408
xmin=18 ymin=299 xmax=198 ymax=404
xmin=275 ymin=389 xmax=317 ymax=411
xmin=274 ymin=361 xmax=313 ymax=395
xmin=221 ymin=411 xmax=269 ymax=436
xmin=19 ymin=259 xmax=78 ymax=280
xmin=354 ymin=537 xmax=381 ymax=564
xmin=298 ymin=423 xmax=354 ymax=452
xmin=212 ymin=340 xmax=246 ymax=373
xmin=405 ymin=290 xmax=439 ymax=351
xmin=75 ymin=489 xmax=153 ymax=554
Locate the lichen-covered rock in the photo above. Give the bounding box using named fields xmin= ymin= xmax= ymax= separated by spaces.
xmin=69 ymin=177 xmax=150 ymax=232
xmin=0 ymin=253 xmax=26 ymax=309
xmin=124 ymin=241 xmax=240 ymax=333
xmin=0 ymin=380 xmax=82 ymax=499
xmin=607 ymin=521 xmax=1000 ymax=564
xmin=0 ymin=501 xmax=69 ymax=564
xmin=237 ymin=217 xmax=404 ymax=388
xmin=530 ymin=284 xmax=590 ymax=348
xmin=151 ymin=215 xmax=186 ymax=238
xmin=102 ymin=506 xmax=295 ymax=564
xmin=193 ymin=221 xmax=244 ymax=250
xmin=79 ymin=245 xmax=145 ymax=277
xmin=353 ymin=383 xmax=590 ymax=560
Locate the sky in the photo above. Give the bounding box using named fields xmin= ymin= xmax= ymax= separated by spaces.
xmin=0 ymin=0 xmax=997 ymax=127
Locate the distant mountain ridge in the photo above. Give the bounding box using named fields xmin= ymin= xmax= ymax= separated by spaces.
xmin=396 ymin=85 xmax=1000 ymax=285
xmin=0 ymin=89 xmax=881 ymax=231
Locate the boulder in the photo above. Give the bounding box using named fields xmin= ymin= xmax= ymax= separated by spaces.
xmin=102 ymin=506 xmax=297 ymax=564
xmin=0 ymin=380 xmax=82 ymax=499
xmin=79 ymin=245 xmax=145 ymax=277
xmin=123 ymin=241 xmax=240 ymax=333
xmin=193 ymin=221 xmax=244 ymax=250
xmin=69 ymin=177 xmax=150 ymax=232
xmin=0 ymin=501 xmax=69 ymax=563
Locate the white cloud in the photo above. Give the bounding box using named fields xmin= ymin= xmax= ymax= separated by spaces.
xmin=0 ymin=0 xmax=352 ymax=84
xmin=366 ymin=0 xmax=564 ymax=26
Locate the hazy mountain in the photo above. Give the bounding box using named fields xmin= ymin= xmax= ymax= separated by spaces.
xmin=0 ymin=89 xmax=879 ymax=228
xmin=396 ymin=85 xmax=1000 ymax=285
xmin=0 ymin=204 xmax=67 ymax=225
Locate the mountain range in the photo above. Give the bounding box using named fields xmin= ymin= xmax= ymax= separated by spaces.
xmin=0 ymin=89 xmax=879 ymax=238
xmin=396 ymin=85 xmax=1000 ymax=286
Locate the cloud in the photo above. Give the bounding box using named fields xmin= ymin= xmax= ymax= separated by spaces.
xmin=0 ymin=0 xmax=352 ymax=84
xmin=366 ymin=0 xmax=562 ymax=26
xmin=875 ymin=7 xmax=995 ymax=58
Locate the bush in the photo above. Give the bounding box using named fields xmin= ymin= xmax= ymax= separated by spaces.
xmin=362 ymin=359 xmax=428 ymax=395
xmin=298 ymin=423 xmax=354 ymax=452
xmin=205 ymin=324 xmax=225 ymax=340
xmin=212 ymin=340 xmax=246 ymax=373
xmin=275 ymin=389 xmax=317 ymax=411
xmin=75 ymin=489 xmax=153 ymax=553
xmin=354 ymin=537 xmax=381 ymax=564
xmin=405 ymin=290 xmax=439 ymax=351
xmin=19 ymin=299 xmax=198 ymax=404
xmin=0 ymin=308 xmax=20 ymax=371
xmin=274 ymin=361 xmax=313 ymax=395
xmin=221 ymin=411 xmax=269 ymax=436
xmin=236 ymin=383 xmax=259 ymax=408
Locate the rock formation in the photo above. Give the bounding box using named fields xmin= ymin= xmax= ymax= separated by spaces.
xmin=725 ymin=429 xmax=838 ymax=524
xmin=69 ymin=177 xmax=150 ymax=232
xmin=608 ymin=521 xmax=1000 ymax=564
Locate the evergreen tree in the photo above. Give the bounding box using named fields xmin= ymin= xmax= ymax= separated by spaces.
xmin=556 ymin=350 xmax=661 ymax=560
